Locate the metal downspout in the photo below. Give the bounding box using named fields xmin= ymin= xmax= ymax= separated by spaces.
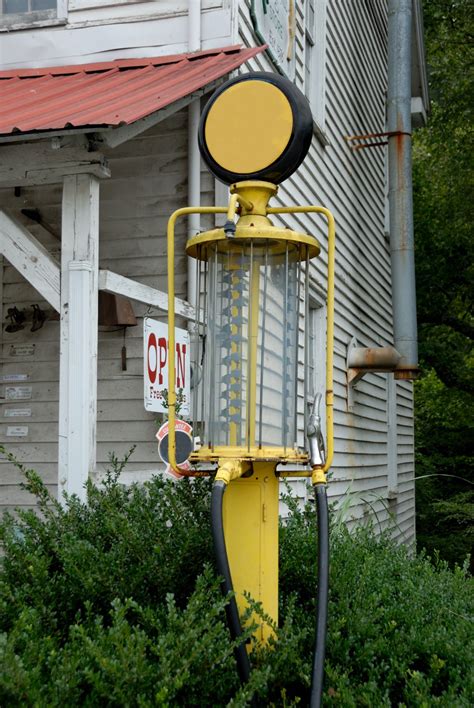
xmin=387 ymin=0 xmax=418 ymax=379
xmin=187 ymin=0 xmax=201 ymax=319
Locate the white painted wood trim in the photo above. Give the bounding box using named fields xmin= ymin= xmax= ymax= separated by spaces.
xmin=57 ymin=0 xmax=68 ymax=20
xmin=98 ymin=269 xmax=195 ymax=321
xmin=0 ymin=210 xmax=61 ymax=312
xmin=58 ymin=174 xmax=99 ymax=503
xmin=0 ymin=143 xmax=110 ymax=188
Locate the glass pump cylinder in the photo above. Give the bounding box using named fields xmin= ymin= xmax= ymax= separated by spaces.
xmin=191 ymin=236 xmax=313 ymax=455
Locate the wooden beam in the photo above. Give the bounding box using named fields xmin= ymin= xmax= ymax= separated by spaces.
xmin=0 ymin=209 xmax=60 ymax=311
xmin=0 ymin=140 xmax=110 ymax=188
xmin=58 ymin=174 xmax=99 ymax=503
xmin=98 ymin=269 xmax=195 ymax=321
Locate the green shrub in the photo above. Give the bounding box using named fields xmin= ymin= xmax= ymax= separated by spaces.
xmin=0 ymin=454 xmax=473 ymax=705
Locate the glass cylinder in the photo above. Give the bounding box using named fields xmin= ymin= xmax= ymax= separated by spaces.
xmin=192 ymin=238 xmax=307 ymax=454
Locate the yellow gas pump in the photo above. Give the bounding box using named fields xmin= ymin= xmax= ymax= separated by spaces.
xmin=165 ymin=72 xmax=335 ymax=705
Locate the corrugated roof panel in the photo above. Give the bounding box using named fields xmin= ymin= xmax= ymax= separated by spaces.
xmin=0 ymin=45 xmax=264 ymax=137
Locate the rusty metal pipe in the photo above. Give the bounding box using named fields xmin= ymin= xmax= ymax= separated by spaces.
xmin=347 ymin=346 xmax=401 ymax=371
xmin=387 ymin=0 xmax=419 ymax=379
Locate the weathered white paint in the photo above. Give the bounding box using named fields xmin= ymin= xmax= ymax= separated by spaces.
xmin=98 ymin=269 xmax=195 ymax=321
xmin=0 ymin=211 xmax=60 ymax=312
xmin=0 ymin=143 xmax=110 ymax=188
xmin=0 ymin=9 xmax=232 ymax=71
xmin=58 ymin=174 xmax=99 ymax=502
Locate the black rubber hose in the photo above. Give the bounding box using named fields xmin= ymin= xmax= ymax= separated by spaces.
xmin=211 ymin=480 xmax=251 ymax=684
xmin=310 ymin=483 xmax=330 ymax=708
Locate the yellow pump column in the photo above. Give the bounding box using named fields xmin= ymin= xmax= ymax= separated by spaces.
xmin=223 ymin=463 xmax=279 ymax=643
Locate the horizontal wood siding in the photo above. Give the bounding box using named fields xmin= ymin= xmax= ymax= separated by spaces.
xmin=238 ymin=0 xmax=416 ymax=543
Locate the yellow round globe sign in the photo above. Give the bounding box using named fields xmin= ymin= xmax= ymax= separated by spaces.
xmin=198 ymin=72 xmax=313 ymax=185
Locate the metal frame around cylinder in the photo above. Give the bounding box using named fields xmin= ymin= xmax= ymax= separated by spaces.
xmin=165 ymin=184 xmax=336 ymax=475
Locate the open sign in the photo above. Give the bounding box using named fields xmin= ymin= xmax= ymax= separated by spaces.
xmin=144 ymin=317 xmax=190 ymax=414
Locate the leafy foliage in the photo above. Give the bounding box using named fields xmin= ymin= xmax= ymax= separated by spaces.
xmin=1 ymin=463 xmax=473 ymax=706
xmin=413 ymin=0 xmax=474 ymax=567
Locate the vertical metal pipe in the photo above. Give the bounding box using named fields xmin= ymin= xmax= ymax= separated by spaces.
xmin=304 ymin=249 xmax=310 ymax=451
xmin=201 ymin=249 xmax=208 ymax=439
xmin=294 ymin=246 xmax=302 ymax=448
xmin=258 ymin=244 xmax=269 ymax=448
xmin=282 ymin=243 xmax=289 ymax=453
xmin=246 ymin=242 xmax=253 ymax=452
xmin=387 ymin=0 xmax=418 ymax=379
xmin=192 ymin=248 xmax=201 ymax=430
xmin=209 ymin=247 xmax=218 ymax=449
xmin=186 ymin=0 xmax=201 ymax=320
xmin=225 ymin=248 xmax=232 ymax=446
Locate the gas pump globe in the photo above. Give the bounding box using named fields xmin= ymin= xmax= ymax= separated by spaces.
xmin=188 ymin=180 xmax=319 ymax=458
xmin=165 ymin=72 xmax=335 ymax=700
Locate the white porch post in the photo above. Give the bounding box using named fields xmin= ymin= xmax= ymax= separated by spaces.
xmin=58 ymin=174 xmax=100 ymax=502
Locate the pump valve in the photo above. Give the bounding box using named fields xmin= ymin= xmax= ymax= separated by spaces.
xmin=307 ymin=392 xmax=326 ymax=467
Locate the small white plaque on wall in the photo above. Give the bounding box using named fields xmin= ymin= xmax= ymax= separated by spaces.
xmin=9 ymin=344 xmax=35 ymax=357
xmin=6 ymin=426 xmax=29 ymax=437
xmin=0 ymin=374 xmax=29 ymax=382
xmin=4 ymin=408 xmax=32 ymax=418
xmin=5 ymin=386 xmax=33 ymax=400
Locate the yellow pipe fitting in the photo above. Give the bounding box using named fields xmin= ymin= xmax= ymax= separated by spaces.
xmin=311 ymin=467 xmax=328 ymax=486
xmin=226 ymin=191 xmax=254 ymax=225
xmin=230 ymin=180 xmax=276 ymax=216
xmin=226 ymin=193 xmax=240 ymax=223
xmin=215 ymin=459 xmax=250 ymax=485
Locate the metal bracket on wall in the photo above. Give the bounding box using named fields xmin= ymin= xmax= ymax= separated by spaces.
xmin=346 ymin=337 xmax=402 ymax=412
xmin=343 ymin=130 xmax=411 ymax=151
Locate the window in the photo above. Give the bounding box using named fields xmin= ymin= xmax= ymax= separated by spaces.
xmin=304 ymin=0 xmax=328 ymax=139
xmin=1 ymin=0 xmax=66 ymax=28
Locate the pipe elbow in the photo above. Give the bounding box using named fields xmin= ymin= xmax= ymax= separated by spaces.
xmin=215 ymin=459 xmax=249 ymax=485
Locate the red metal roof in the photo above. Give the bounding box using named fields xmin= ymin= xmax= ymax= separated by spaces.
xmin=0 ymin=45 xmax=264 ymax=138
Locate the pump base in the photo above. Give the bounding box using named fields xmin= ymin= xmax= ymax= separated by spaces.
xmin=223 ymin=461 xmax=279 ymax=645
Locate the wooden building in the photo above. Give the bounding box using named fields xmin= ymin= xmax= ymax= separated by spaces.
xmin=0 ymin=1 xmax=429 ymax=545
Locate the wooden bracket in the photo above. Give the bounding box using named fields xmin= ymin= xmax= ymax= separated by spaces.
xmin=0 ymin=138 xmax=110 ymax=188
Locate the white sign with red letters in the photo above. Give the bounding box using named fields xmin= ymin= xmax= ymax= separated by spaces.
xmin=144 ymin=317 xmax=190 ymax=415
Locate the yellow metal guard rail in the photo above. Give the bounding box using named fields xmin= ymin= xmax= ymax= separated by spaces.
xmin=166 ymin=202 xmax=335 ymax=477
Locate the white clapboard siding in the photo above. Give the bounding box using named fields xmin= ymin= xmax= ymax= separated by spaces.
xmin=237 ymin=0 xmax=415 ymax=543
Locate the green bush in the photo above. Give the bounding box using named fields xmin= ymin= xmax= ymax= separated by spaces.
xmin=0 ymin=455 xmax=473 ymax=706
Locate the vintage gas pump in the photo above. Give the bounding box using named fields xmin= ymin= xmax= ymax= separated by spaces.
xmin=165 ymin=73 xmax=335 ymax=705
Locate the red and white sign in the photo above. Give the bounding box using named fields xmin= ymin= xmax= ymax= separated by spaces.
xmin=156 ymin=419 xmax=194 ymax=479
xmin=144 ymin=317 xmax=190 ymax=414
